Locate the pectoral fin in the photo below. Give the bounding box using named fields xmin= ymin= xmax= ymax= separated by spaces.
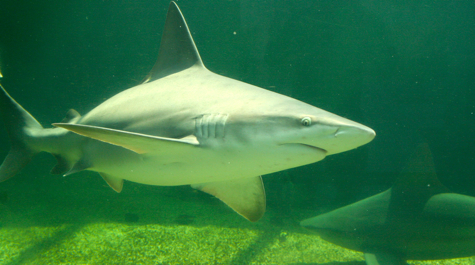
xmin=100 ymin=173 xmax=124 ymax=193
xmin=364 ymin=252 xmax=407 ymax=265
xmin=53 ymin=123 xmax=199 ymax=154
xmin=192 ymin=176 xmax=266 ymax=222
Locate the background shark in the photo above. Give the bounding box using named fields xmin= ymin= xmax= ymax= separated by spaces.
xmin=301 ymin=143 xmax=475 ymax=264
xmin=0 ymin=2 xmax=374 ymax=222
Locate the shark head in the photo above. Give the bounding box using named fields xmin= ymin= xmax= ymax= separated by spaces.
xmin=219 ymin=92 xmax=375 ymax=171
xmin=270 ymin=108 xmax=376 ymax=156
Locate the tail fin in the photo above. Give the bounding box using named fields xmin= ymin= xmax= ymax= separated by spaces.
xmin=0 ymin=84 xmax=43 ymax=182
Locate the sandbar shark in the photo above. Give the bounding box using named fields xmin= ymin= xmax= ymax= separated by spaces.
xmin=0 ymin=2 xmax=375 ymax=221
xmin=301 ymin=143 xmax=475 ymax=263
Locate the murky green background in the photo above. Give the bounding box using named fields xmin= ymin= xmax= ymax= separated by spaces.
xmin=0 ymin=0 xmax=474 ymax=264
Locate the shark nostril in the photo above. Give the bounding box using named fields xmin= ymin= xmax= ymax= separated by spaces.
xmin=333 ymin=128 xmax=340 ymax=137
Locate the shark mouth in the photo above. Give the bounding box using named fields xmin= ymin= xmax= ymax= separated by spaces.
xmin=301 ymin=144 xmax=328 ymax=155
xmin=280 ymin=143 xmax=328 ymax=158
xmin=301 ymin=144 xmax=327 ymax=152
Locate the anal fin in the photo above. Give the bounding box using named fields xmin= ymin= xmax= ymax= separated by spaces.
xmin=50 ymin=154 xmax=73 ymax=175
xmin=64 ymin=159 xmax=91 ymax=176
xmin=192 ymin=176 xmax=266 ymax=222
xmin=100 ymin=173 xmax=124 ymax=193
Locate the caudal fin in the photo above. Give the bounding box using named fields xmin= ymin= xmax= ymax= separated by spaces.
xmin=0 ymin=84 xmax=43 ymax=182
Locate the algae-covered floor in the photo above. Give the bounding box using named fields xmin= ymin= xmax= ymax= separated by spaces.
xmin=0 ymin=166 xmax=474 ymax=264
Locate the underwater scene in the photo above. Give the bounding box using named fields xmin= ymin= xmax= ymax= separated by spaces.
xmin=0 ymin=0 xmax=474 ymax=264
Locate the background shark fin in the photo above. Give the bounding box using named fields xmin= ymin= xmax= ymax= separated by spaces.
xmin=0 ymin=85 xmax=42 ymax=182
xmin=394 ymin=143 xmax=447 ymax=192
xmin=388 ymin=143 xmax=450 ymax=220
xmin=100 ymin=173 xmax=124 ymax=193
xmin=192 ymin=176 xmax=266 ymax=222
xmin=53 ymin=123 xmax=199 ymax=154
xmin=141 ymin=1 xmax=204 ymax=83
xmin=364 ymin=252 xmax=408 ymax=265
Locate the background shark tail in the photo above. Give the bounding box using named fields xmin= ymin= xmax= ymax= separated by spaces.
xmin=0 ymin=84 xmax=43 ymax=182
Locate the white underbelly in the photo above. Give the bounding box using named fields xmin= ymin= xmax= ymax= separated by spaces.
xmin=89 ymin=143 xmax=325 ymax=186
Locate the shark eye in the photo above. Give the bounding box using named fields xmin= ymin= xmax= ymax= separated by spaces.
xmin=301 ymin=117 xmax=312 ymax=127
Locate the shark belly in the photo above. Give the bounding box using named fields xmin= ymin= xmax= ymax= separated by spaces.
xmin=86 ymin=138 xmax=326 ymax=186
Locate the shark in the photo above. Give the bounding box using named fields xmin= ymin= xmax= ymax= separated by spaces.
xmin=301 ymin=143 xmax=475 ymax=264
xmin=0 ymin=2 xmax=375 ymax=222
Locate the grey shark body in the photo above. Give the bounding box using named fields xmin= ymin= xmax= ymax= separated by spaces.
xmin=301 ymin=143 xmax=475 ymax=263
xmin=0 ymin=2 xmax=374 ymax=221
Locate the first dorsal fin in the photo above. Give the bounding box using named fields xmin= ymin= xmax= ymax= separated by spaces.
xmin=142 ymin=1 xmax=204 ymax=83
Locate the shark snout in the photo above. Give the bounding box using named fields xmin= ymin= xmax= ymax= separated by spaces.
xmin=307 ymin=115 xmax=375 ymax=156
xmin=334 ymin=123 xmax=375 ymax=138
xmin=325 ymin=122 xmax=375 ymax=155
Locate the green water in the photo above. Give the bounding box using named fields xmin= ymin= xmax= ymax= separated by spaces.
xmin=0 ymin=0 xmax=474 ymax=264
